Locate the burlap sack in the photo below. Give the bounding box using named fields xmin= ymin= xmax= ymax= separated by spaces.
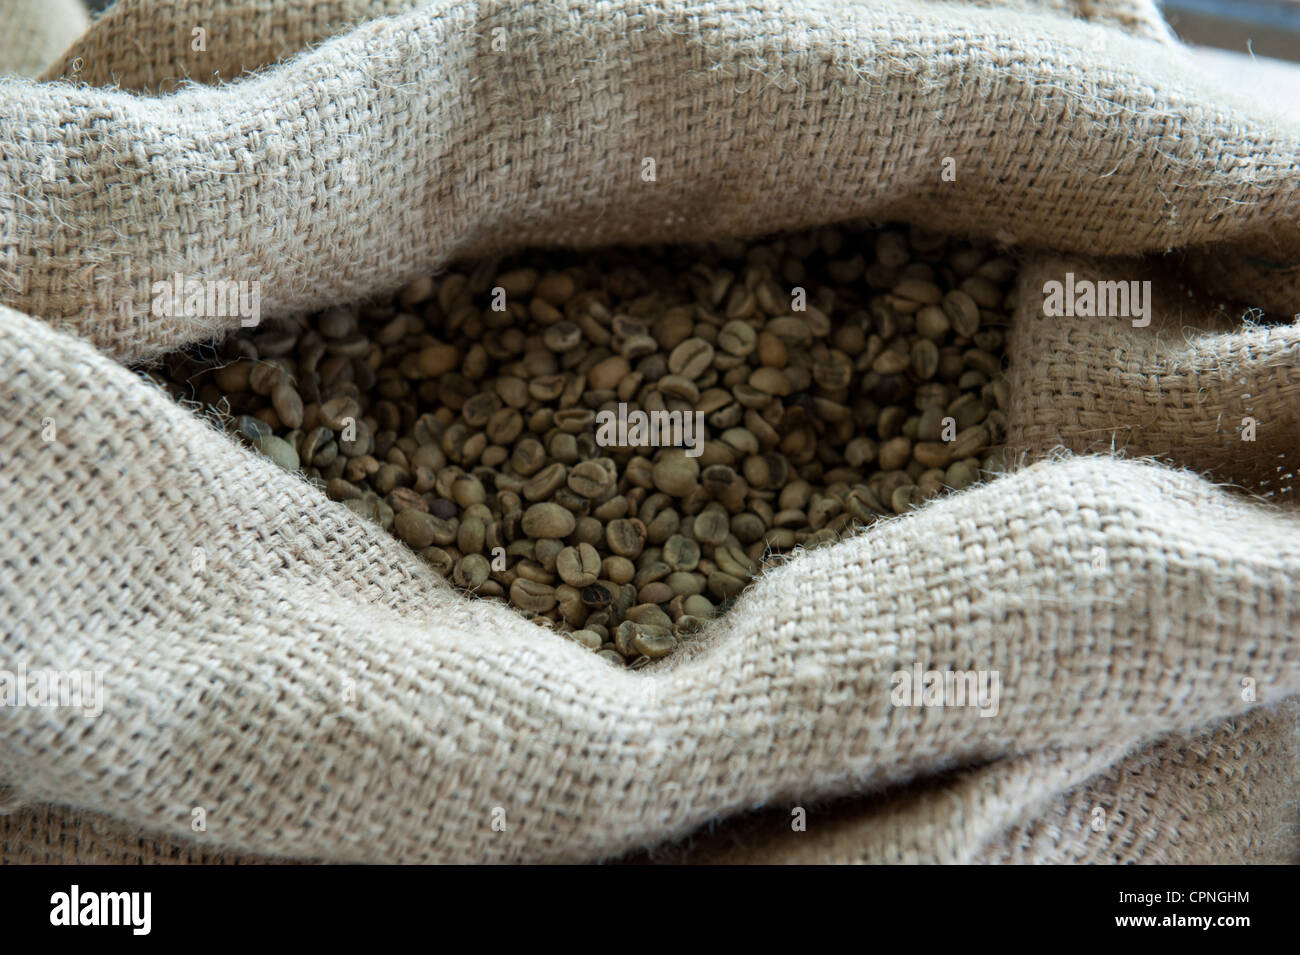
xmin=639 ymin=703 xmax=1300 ymax=864
xmin=35 ymin=0 xmax=1176 ymax=95
xmin=6 ymin=0 xmax=1299 ymax=363
xmin=1 ymin=0 xmax=1297 ymax=864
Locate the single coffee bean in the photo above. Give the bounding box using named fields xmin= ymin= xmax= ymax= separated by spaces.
xmin=214 ymin=360 xmax=253 ymax=393
xmin=632 ymin=626 xmax=676 ymax=659
xmin=510 ymin=577 xmax=557 ymax=612
xmin=915 ymin=306 xmax=950 ymax=340
xmin=568 ymin=628 xmax=603 ymax=649
xmin=949 ymin=424 xmax=990 ymax=459
xmin=535 ymin=272 xmax=576 ymax=305
xmin=451 ymin=473 xmax=486 ymax=507
xmin=420 ymin=545 xmax=455 ymax=576
xmin=893 ymin=277 xmax=943 ymax=305
xmin=454 ymin=554 xmax=491 ymax=589
xmin=960 ymin=275 xmax=1003 ymax=309
xmin=568 ymin=460 xmax=613 ymax=499
xmin=606 ymin=518 xmax=647 ymax=559
xmin=717 ymin=320 xmax=757 ymax=356
xmin=657 ymin=374 xmax=700 ymax=402
xmin=964 ymin=348 xmax=1002 ymax=377
xmin=891 ymin=484 xmax=918 ymax=514
xmin=320 ymin=396 xmax=360 ymax=430
xmin=249 ymin=361 xmax=285 ymax=395
xmin=749 ymin=366 xmax=791 ymax=396
xmin=911 ymin=339 xmax=940 ymax=380
xmin=458 ymin=515 xmax=487 ymax=554
xmin=878 ymin=436 xmax=912 ymax=472
xmin=556 ymin=542 xmax=601 ymax=587
xmin=554 ymin=408 xmax=595 ymax=433
xmin=945 ymin=459 xmax=979 ymax=490
xmin=682 ymin=594 xmax=716 ymax=618
xmin=668 ymin=338 xmax=714 ymax=379
xmin=661 ymin=569 xmax=702 ymax=596
xmin=613 ymin=620 xmax=640 ymax=657
xmin=638 ymin=581 xmax=673 ymax=605
xmin=234 ymin=415 xmax=270 ymax=443
xmin=588 ymin=356 xmax=630 ymax=390
xmin=813 ymin=352 xmax=853 ymax=390
xmin=693 ymin=508 xmax=730 ymax=546
xmin=394 ymin=509 xmax=440 ymax=549
xmin=714 ymin=541 xmax=756 ymax=579
xmin=543 ymin=321 xmax=583 ymax=352
xmin=522 ymin=462 xmax=568 ymax=501
xmin=943 ymin=290 xmax=981 ymax=338
xmin=708 ymin=571 xmax=746 ymax=601
xmin=663 ymin=534 xmax=701 ymax=571
xmin=913 ymin=441 xmax=952 ymax=469
xmin=949 ymin=393 xmax=988 ymax=430
xmin=256 ymin=434 xmax=299 ymax=471
xmin=418 ymin=342 xmax=460 ymax=377
xmin=327 ymin=478 xmax=363 ymax=501
xmin=872 ymin=350 xmax=911 ymax=375
xmin=269 ymin=382 xmax=304 ymax=429
xmin=581 ymin=583 xmax=612 ymax=608
xmin=652 ymin=452 xmax=700 ymax=496
xmin=521 ymin=502 xmax=576 ymax=539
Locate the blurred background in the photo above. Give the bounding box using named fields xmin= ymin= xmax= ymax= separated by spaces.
xmin=1162 ymin=0 xmax=1300 ymax=61
xmin=1159 ymin=1 xmax=1300 ymax=122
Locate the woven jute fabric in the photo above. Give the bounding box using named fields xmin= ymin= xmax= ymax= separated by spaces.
xmin=35 ymin=0 xmax=1177 ymax=94
xmin=973 ymin=703 xmax=1300 ymax=865
xmin=3 ymin=299 xmax=1300 ymax=864
xmin=12 ymin=703 xmax=1294 ymax=865
xmin=1 ymin=0 xmax=1298 ymax=865
xmin=1007 ymin=257 xmax=1300 ymax=498
xmin=3 ymin=0 xmax=1298 ymax=364
xmin=636 ymin=703 xmax=1299 ymax=864
xmin=0 ymin=804 xmax=311 ymax=865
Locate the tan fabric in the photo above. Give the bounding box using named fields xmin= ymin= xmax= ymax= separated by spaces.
xmin=42 ymin=0 xmax=424 ymax=92
xmin=39 ymin=0 xmax=1177 ymax=94
xmin=1 ymin=0 xmax=1298 ymax=865
xmin=3 ymin=297 xmax=1300 ymax=864
xmin=3 ymin=0 xmax=1297 ymax=364
xmin=974 ymin=703 xmax=1300 ymax=865
xmin=1007 ymin=257 xmax=1300 ymax=498
xmin=13 ymin=702 xmax=1294 ymax=865
xmin=0 ymin=0 xmax=87 ymax=78
xmin=0 ymin=803 xmax=309 ymax=865
xmin=634 ymin=704 xmax=1299 ymax=864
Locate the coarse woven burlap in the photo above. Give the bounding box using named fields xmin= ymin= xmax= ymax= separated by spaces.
xmin=0 ymin=0 xmax=1298 ymax=865
xmin=637 ymin=703 xmax=1300 ymax=864
xmin=3 ymin=0 xmax=1299 ymax=364
xmin=1006 ymin=257 xmax=1300 ymax=499
xmin=2 ymin=296 xmax=1300 ymax=865
xmin=35 ymin=0 xmax=1177 ymax=94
